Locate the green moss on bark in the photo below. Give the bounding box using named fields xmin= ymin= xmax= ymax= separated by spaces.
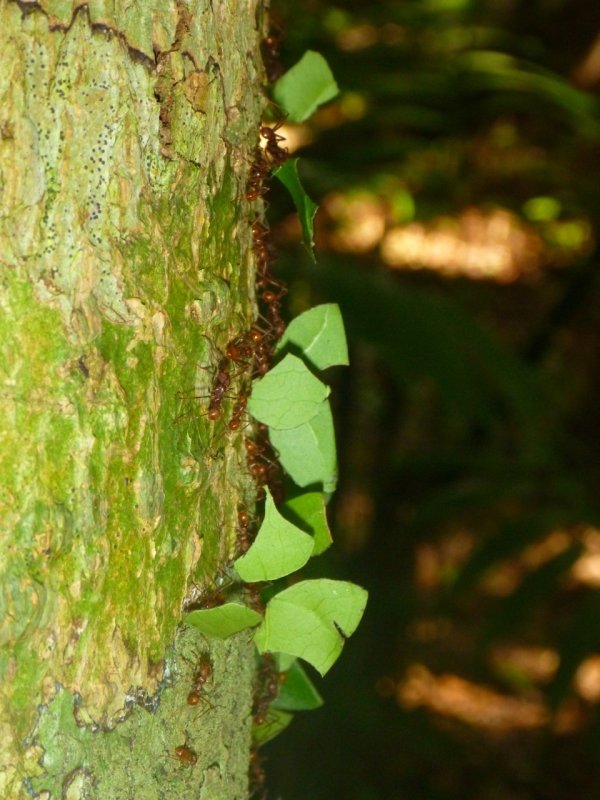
xmin=0 ymin=0 xmax=265 ymax=796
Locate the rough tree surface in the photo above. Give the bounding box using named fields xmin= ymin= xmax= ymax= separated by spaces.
xmin=0 ymin=1 xmax=265 ymax=797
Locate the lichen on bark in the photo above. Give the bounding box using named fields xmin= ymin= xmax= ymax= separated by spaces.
xmin=0 ymin=0 xmax=266 ymax=797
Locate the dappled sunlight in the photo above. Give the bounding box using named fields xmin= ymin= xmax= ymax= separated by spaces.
xmin=574 ymin=656 xmax=600 ymax=702
xmin=395 ymin=524 xmax=600 ymax=737
xmin=415 ymin=529 xmax=474 ymax=591
xmin=479 ymin=562 xmax=522 ymax=597
xmin=323 ymin=192 xmax=388 ymax=253
xmin=398 ymin=664 xmax=550 ymax=732
xmin=381 ymin=208 xmax=543 ymax=282
xmin=396 ymin=664 xmax=586 ymax=734
xmin=334 ymin=487 xmax=375 ymax=554
xmin=335 ymin=22 xmax=379 ymax=52
xmin=313 ymin=186 xmax=592 ymax=282
xmin=319 ymin=192 xmax=547 ymax=282
xmin=521 ymin=530 xmax=572 ymax=568
xmin=414 ymin=525 xmax=600 ymax=599
xmin=267 ymin=1 xmax=600 ymax=796
xmin=570 ymin=526 xmax=600 ymax=588
xmin=489 ymin=644 xmax=559 ymax=685
xmin=267 ymin=123 xmax=313 ymax=154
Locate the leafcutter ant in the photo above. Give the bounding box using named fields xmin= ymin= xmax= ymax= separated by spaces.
xmin=184 ymin=582 xmax=229 ymax=612
xmin=260 ymin=120 xmax=288 ymax=167
xmin=187 ymin=653 xmax=214 ymax=706
xmin=237 ymin=505 xmax=256 ymax=555
xmin=245 ymin=435 xmax=284 ymax=501
xmin=172 ymin=743 xmax=198 ymax=766
xmin=252 ymin=653 xmax=283 ymax=725
xmin=251 ymin=219 xmax=274 ymax=269
xmin=248 ymin=747 xmax=267 ymax=799
xmin=246 ymin=150 xmax=271 ymax=201
xmin=260 ymin=24 xmax=284 ymax=83
xmin=228 ymin=389 xmax=250 ymax=432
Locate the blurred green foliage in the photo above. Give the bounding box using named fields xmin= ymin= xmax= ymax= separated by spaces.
xmin=261 ymin=1 xmax=600 ymax=799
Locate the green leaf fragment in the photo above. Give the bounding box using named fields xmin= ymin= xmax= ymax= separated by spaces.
xmin=273 ymin=50 xmax=339 ymax=123
xmin=254 ymin=579 xmax=368 ymax=675
xmin=184 ymin=603 xmax=263 ymax=638
xmin=234 ymin=488 xmax=315 ymax=582
xmin=273 ymin=660 xmax=324 ymax=711
xmin=274 ymin=159 xmax=318 ymax=260
xmin=282 ymin=491 xmax=333 ymax=555
xmin=269 ymin=400 xmax=338 ymax=494
xmin=248 ymin=353 xmax=330 ymax=429
xmin=275 ymin=652 xmax=297 ymax=672
xmin=276 ymin=303 xmax=349 ymax=369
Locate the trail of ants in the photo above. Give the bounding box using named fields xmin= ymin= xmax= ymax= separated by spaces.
xmin=236 ymin=23 xmax=291 ymax=799
xmin=174 ymin=17 xmax=290 ymax=785
xmin=237 ymin=505 xmax=255 ymax=555
xmin=249 ymin=747 xmax=268 ymax=799
xmin=252 ymin=653 xmax=285 ymax=727
xmin=260 ymin=23 xmax=284 ymax=83
xmin=166 ymin=16 xmax=293 ymax=789
xmin=245 ymin=432 xmax=284 ymax=503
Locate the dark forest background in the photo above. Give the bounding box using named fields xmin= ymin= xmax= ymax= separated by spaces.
xmin=261 ymin=2 xmax=600 ymax=798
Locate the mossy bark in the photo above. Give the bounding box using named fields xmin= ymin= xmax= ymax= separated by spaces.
xmin=0 ymin=1 xmax=265 ymax=797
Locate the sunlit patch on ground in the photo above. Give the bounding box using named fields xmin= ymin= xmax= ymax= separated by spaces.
xmin=395 ymin=664 xmax=587 ymax=734
xmin=333 ymin=487 xmax=375 ymax=554
xmin=574 ymin=656 xmax=600 ymax=702
xmin=488 ymin=644 xmax=559 ymax=685
xmin=381 ymin=208 xmax=543 ymax=282
xmin=322 ymin=193 xmax=387 ymax=253
xmin=396 ymin=524 xmax=600 ymax=736
xmin=414 ymin=525 xmax=600 ymax=597
xmin=398 ymin=664 xmax=550 ymax=732
xmin=310 ymin=188 xmax=593 ymax=283
xmin=570 ymin=526 xmax=600 ymax=587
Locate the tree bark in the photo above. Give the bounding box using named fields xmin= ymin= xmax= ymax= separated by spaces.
xmin=0 ymin=1 xmax=265 ymax=797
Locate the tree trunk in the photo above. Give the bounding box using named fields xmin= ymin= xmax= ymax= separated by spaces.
xmin=0 ymin=1 xmax=265 ymax=797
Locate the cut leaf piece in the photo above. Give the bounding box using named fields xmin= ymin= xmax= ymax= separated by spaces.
xmin=184 ymin=603 xmax=262 ymax=638
xmin=274 ymin=159 xmax=318 ymax=260
xmin=254 ymin=579 xmax=368 ymax=675
xmin=276 ymin=652 xmax=297 ymax=672
xmin=276 ymin=304 xmax=349 ymax=370
xmin=234 ymin=488 xmax=315 ymax=582
xmin=282 ymin=491 xmax=332 ymax=555
xmin=252 ymin=708 xmax=294 ymax=746
xmin=273 ymin=660 xmax=324 ymax=711
xmin=248 ymin=353 xmax=330 ymax=429
xmin=269 ymin=401 xmax=337 ymax=494
xmin=273 ymin=50 xmax=339 ymax=122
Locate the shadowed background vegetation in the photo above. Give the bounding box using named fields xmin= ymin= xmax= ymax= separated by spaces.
xmin=259 ymin=1 xmax=600 ymax=798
